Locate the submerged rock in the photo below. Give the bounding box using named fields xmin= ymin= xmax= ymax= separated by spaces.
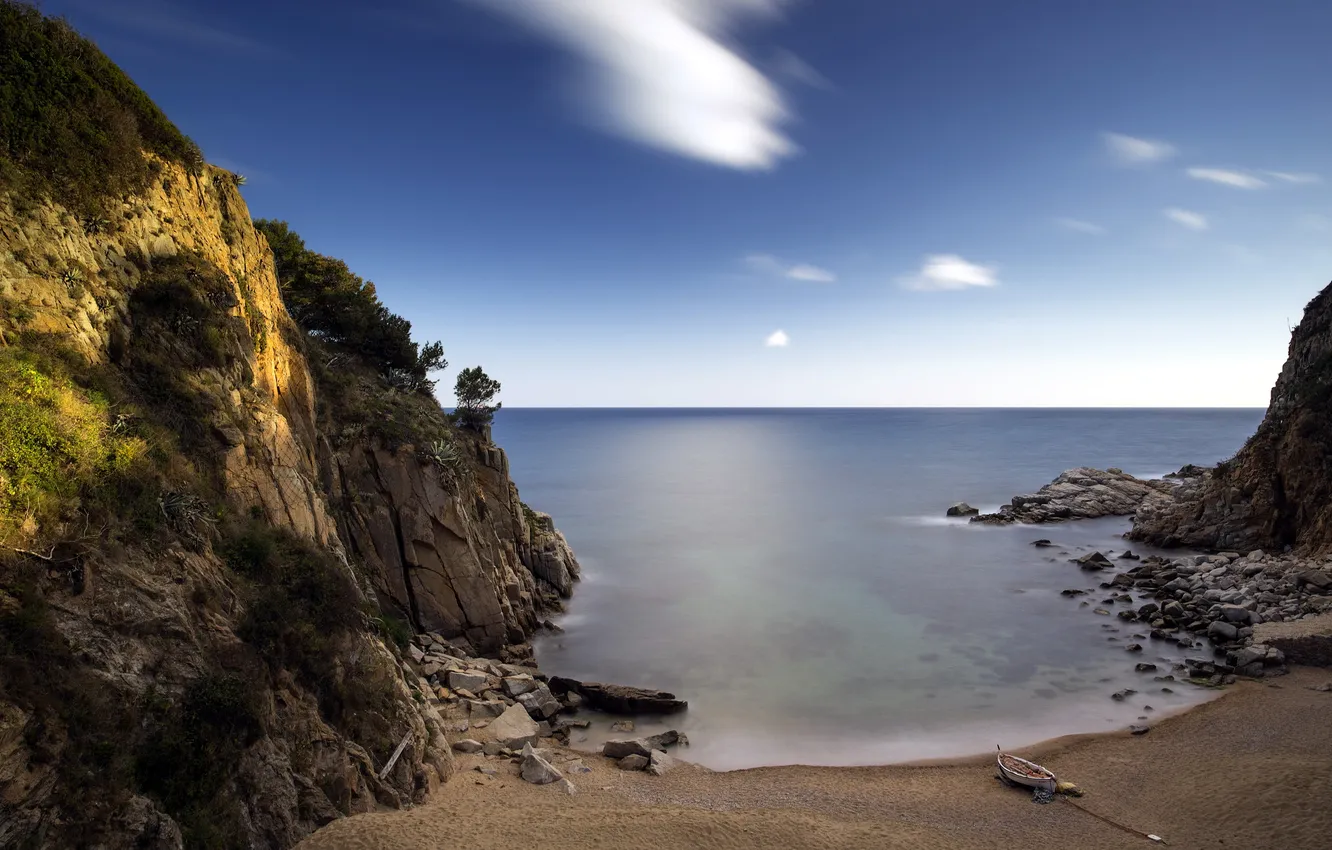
xmin=548 ymin=677 xmax=688 ymax=715
xmin=946 ymin=502 xmax=979 ymax=517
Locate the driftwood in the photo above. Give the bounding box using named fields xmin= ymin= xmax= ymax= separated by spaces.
xmin=378 ymin=731 xmax=412 ymax=780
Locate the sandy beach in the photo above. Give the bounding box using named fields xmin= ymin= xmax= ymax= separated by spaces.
xmin=298 ymin=667 xmax=1332 ymax=850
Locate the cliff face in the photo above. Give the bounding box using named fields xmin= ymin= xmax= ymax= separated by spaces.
xmin=0 ymin=159 xmax=577 ymax=847
xmin=1131 ymin=282 xmax=1332 ymax=554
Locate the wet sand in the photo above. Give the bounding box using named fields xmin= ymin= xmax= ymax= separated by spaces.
xmin=298 ymin=668 xmax=1332 ymax=850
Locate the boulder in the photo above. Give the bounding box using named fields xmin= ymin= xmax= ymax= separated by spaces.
xmin=465 ymin=699 xmax=507 ymax=719
xmin=1077 ymin=552 xmax=1113 ymax=571
xmin=647 ymin=750 xmax=678 ymax=776
xmin=517 ymin=685 xmax=563 ymax=719
xmin=1135 ymin=663 xmax=1158 ymax=673
xmin=548 ymin=677 xmax=688 ymax=715
xmin=487 ymin=703 xmax=540 ymax=749
xmin=1032 ymin=539 xmax=1055 ymax=547
xmin=447 ymin=670 xmax=490 ymax=693
xmin=1208 ymin=620 xmax=1240 ymax=642
xmin=1297 ymin=570 xmax=1332 ymax=590
xmin=617 ymin=755 xmax=649 ymax=771
xmin=602 ymin=739 xmax=654 ymax=760
xmin=1220 ymin=605 xmax=1252 ymax=624
xmin=946 ymin=502 xmax=979 ymax=517
xmin=503 ymin=674 xmax=539 ymax=698
xmin=645 ymin=730 xmax=684 ymax=750
xmin=451 ymin=739 xmax=483 ymax=754
xmin=519 ymin=743 xmax=563 ymax=785
xmin=610 ymin=720 xmax=636 ymax=733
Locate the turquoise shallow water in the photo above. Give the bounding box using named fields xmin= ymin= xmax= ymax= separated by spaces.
xmin=492 ymin=409 xmax=1264 ymax=768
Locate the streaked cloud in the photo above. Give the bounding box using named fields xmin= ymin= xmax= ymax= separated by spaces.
xmin=1055 ymin=217 xmax=1106 ymax=235
xmin=1103 ymin=132 xmax=1176 ymax=165
xmin=1164 ymin=208 xmax=1208 ymax=231
xmin=1186 ymin=168 xmax=1266 ymax=189
xmin=1265 ymin=170 xmax=1322 ymax=185
xmin=900 ymin=254 xmax=998 ymax=292
xmin=745 ymin=254 xmax=836 ymax=283
xmin=771 ymin=48 xmax=832 ymax=90
xmin=467 ymin=0 xmax=796 ymax=170
xmin=765 ymin=329 xmax=790 ymax=347
xmin=68 ymin=0 xmax=278 ymax=56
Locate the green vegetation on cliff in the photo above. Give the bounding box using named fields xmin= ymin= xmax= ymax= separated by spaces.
xmin=0 ymin=0 xmax=203 ymax=214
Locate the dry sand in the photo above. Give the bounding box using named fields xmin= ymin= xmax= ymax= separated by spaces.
xmin=299 ymin=668 xmax=1332 ymax=850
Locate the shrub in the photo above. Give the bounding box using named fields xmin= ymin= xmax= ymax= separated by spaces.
xmin=0 ymin=1 xmax=203 ymax=215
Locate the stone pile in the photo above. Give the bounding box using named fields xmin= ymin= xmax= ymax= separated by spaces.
xmin=1064 ymin=549 xmax=1332 ymax=680
xmin=407 ymin=631 xmax=690 ymax=792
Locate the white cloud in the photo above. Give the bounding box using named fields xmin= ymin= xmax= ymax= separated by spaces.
xmin=1164 ymin=208 xmax=1208 ymax=231
xmin=765 ymin=329 xmax=790 ymax=347
xmin=1265 ymin=170 xmax=1322 ymax=185
xmin=786 ymin=263 xmax=836 ymax=282
xmin=468 ymin=0 xmax=796 ymax=170
xmin=745 ymin=253 xmax=836 ymax=282
xmin=900 ymin=254 xmax=998 ymax=292
xmin=1055 ymin=217 xmax=1106 ymax=235
xmin=1103 ymin=132 xmax=1176 ymax=165
xmin=1187 ymin=168 xmax=1266 ymax=189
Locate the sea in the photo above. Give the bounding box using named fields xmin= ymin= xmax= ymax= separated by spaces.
xmin=492 ymin=408 xmax=1265 ymax=770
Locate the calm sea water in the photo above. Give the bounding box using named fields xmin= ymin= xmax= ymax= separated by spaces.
xmin=493 ymin=409 xmax=1265 ymax=769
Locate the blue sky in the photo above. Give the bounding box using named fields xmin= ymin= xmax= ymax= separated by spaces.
xmin=47 ymin=0 xmax=1332 ymax=406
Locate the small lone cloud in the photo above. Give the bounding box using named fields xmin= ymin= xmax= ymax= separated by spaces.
xmin=1164 ymin=208 xmax=1208 ymax=231
xmin=900 ymin=255 xmax=998 ymax=292
xmin=744 ymin=254 xmax=836 ymax=282
xmin=1055 ymin=217 xmax=1106 ymax=235
xmin=1187 ymin=168 xmax=1266 ymax=189
xmin=1103 ymin=132 xmax=1176 ymax=165
xmin=765 ymin=329 xmax=790 ymax=347
xmin=1266 ymin=171 xmax=1322 ymax=185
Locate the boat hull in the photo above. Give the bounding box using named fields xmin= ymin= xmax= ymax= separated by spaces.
xmin=997 ymin=754 xmax=1058 ymax=793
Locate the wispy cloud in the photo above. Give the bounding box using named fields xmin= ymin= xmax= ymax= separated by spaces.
xmin=765 ymin=329 xmax=790 ymax=347
xmin=1265 ymin=170 xmax=1322 ymax=185
xmin=467 ymin=0 xmax=797 ymax=170
xmin=1055 ymin=217 xmax=1106 ymax=235
xmin=1187 ymin=168 xmax=1267 ymax=189
xmin=1164 ymin=208 xmax=1208 ymax=231
xmin=69 ymin=0 xmax=278 ymax=56
xmin=771 ymin=48 xmax=832 ymax=90
xmin=1103 ymin=132 xmax=1176 ymax=165
xmin=900 ymin=255 xmax=998 ymax=292
xmin=745 ymin=254 xmax=836 ymax=283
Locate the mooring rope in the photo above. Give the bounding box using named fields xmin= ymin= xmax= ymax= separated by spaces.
xmin=1061 ymin=796 xmax=1166 ymax=844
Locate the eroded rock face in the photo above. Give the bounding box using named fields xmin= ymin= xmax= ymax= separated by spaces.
xmin=325 ymin=437 xmax=580 ymax=655
xmin=970 ymin=468 xmax=1172 ymax=525
xmin=1130 ymin=284 xmax=1332 ymax=555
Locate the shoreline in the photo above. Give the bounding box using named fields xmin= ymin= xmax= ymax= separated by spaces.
xmin=298 ymin=666 xmax=1332 ymax=850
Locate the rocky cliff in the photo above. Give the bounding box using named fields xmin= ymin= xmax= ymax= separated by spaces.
xmin=0 ymin=12 xmax=579 ymax=844
xmin=1130 ymin=282 xmax=1332 ymax=555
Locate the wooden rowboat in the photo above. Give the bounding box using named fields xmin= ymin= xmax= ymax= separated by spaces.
xmin=997 ymin=749 xmax=1057 ymax=793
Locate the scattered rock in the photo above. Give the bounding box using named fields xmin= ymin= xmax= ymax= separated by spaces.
xmin=519 ymin=743 xmax=563 ymax=785
xmin=1135 ymin=663 xmax=1158 ymax=673
xmin=502 ymin=674 xmax=539 ymax=698
xmin=610 ymin=720 xmax=636 ymax=733
xmin=1208 ymin=620 xmax=1240 ymax=643
xmin=1129 ymin=725 xmax=1150 ymax=736
xmin=447 ymin=670 xmax=491 ymax=693
xmin=1061 ymin=589 xmax=1086 ymax=597
xmin=1111 ymin=689 xmax=1137 ymax=701
xmin=1125 ymin=643 xmax=1143 ymax=652
xmin=618 ymin=754 xmax=649 ymax=771
xmin=602 ymin=738 xmax=654 ymax=760
xmin=647 ymin=749 xmax=678 ymax=776
xmin=517 ymin=685 xmax=563 ymax=719
xmin=947 ymin=502 xmax=979 ymax=517
xmin=1077 ymin=552 xmax=1114 ymax=571
xmin=451 ymin=739 xmax=484 ymax=754
xmin=1032 ymin=539 xmax=1055 ymax=547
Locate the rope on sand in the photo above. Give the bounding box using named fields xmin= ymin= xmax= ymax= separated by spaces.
xmin=1061 ymin=797 xmax=1167 ymax=844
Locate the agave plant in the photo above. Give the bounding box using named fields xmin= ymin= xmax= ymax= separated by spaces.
xmin=234 ymin=174 xmax=247 ymax=187
xmin=82 ymin=215 xmax=110 ymax=235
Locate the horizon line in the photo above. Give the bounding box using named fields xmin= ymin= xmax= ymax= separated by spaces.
xmin=490 ymin=405 xmax=1268 ymax=411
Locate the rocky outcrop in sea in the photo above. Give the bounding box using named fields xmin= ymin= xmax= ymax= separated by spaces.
xmin=968 ymin=467 xmax=1174 ymax=525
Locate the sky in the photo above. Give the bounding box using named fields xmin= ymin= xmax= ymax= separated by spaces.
xmin=43 ymin=0 xmax=1332 ymax=406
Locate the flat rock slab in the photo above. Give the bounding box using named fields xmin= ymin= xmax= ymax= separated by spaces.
xmin=548 ymin=676 xmax=687 ymax=715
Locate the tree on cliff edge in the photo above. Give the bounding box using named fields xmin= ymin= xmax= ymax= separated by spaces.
xmin=454 ymin=367 xmax=501 ymax=432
